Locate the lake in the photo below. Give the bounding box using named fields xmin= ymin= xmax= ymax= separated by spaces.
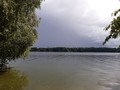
xmin=1 ymin=52 xmax=120 ymax=90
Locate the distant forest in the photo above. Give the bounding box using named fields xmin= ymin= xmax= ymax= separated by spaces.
xmin=30 ymin=47 xmax=120 ymax=52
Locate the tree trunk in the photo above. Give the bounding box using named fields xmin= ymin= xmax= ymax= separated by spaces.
xmin=0 ymin=59 xmax=7 ymax=71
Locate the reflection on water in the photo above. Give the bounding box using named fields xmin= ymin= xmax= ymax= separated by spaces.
xmin=0 ymin=69 xmax=28 ymax=90
xmin=9 ymin=52 xmax=120 ymax=90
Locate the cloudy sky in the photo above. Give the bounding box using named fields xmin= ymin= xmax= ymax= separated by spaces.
xmin=34 ymin=0 xmax=120 ymax=47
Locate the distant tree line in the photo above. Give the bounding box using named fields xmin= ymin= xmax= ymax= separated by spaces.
xmin=30 ymin=47 xmax=120 ymax=52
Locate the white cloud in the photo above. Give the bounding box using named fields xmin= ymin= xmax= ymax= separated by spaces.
xmin=35 ymin=0 xmax=120 ymax=47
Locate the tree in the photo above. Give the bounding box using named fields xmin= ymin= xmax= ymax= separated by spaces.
xmin=0 ymin=0 xmax=43 ymax=70
xmin=103 ymin=9 xmax=120 ymax=46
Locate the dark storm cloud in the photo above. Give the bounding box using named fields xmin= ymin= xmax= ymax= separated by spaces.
xmin=34 ymin=0 xmax=120 ymax=47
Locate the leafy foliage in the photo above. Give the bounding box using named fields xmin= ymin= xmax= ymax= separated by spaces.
xmin=103 ymin=9 xmax=120 ymax=46
xmin=0 ymin=0 xmax=42 ymax=69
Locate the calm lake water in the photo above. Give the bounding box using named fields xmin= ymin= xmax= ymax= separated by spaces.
xmin=1 ymin=52 xmax=120 ymax=90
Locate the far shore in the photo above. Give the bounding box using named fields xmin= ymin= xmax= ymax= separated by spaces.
xmin=30 ymin=47 xmax=120 ymax=53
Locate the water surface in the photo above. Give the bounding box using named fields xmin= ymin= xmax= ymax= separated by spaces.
xmin=3 ymin=52 xmax=120 ymax=90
